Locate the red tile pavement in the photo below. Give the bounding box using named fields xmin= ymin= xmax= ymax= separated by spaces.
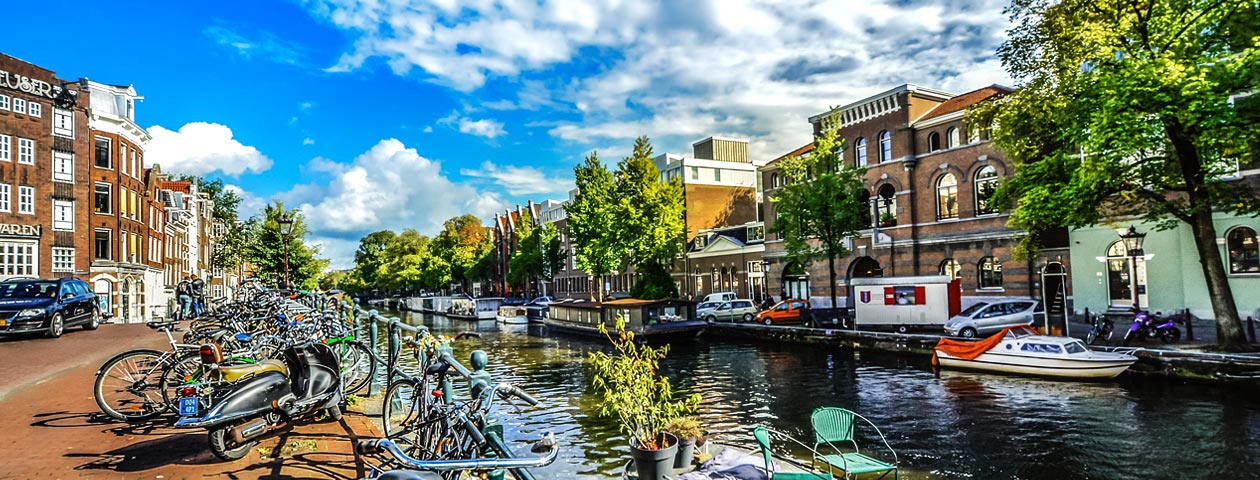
xmin=0 ymin=323 xmax=384 ymax=479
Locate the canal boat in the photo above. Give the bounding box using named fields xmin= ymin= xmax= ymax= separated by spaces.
xmin=446 ymin=297 xmax=504 ymax=321
xmin=545 ymin=298 xmax=705 ymax=340
xmin=524 ymin=304 xmax=548 ymax=324
xmin=496 ymin=305 xmax=529 ymax=324
xmin=933 ymin=326 xmax=1138 ymax=379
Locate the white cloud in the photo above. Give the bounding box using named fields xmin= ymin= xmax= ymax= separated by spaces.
xmin=460 ymin=161 xmax=574 ymax=196
xmin=437 ymin=111 xmax=507 ymax=139
xmin=204 ymin=26 xmax=305 ymax=65
xmin=281 ymin=139 xmax=506 ymax=268
xmin=146 ymin=122 xmax=274 ymax=176
xmin=303 ymin=137 xmax=315 ymax=145
xmin=225 ymin=184 xmax=266 ymax=219
xmin=306 ymin=0 xmax=1014 ymax=160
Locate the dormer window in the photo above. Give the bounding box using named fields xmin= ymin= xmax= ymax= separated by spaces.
xmin=694 ymin=235 xmax=708 ymax=249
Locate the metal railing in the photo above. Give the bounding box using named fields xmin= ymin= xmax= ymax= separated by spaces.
xmin=340 ymin=298 xmax=430 ymax=396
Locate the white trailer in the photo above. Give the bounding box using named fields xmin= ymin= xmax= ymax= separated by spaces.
xmin=850 ymin=275 xmax=961 ymax=332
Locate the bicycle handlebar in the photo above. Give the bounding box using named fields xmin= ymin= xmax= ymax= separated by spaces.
xmin=356 ymin=433 xmax=558 ymax=471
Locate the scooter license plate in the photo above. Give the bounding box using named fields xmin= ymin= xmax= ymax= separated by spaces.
xmin=178 ymin=396 xmax=199 ymax=416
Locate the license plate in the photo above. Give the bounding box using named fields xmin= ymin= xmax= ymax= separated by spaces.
xmin=179 ymin=396 xmax=199 ymax=416
xmin=0 ymin=320 xmax=6 ymax=327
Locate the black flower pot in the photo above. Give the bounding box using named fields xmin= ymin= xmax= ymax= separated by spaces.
xmin=673 ymin=436 xmax=696 ymax=469
xmin=630 ymin=432 xmax=678 ymax=480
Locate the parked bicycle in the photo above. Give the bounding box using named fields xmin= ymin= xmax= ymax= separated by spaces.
xmin=1085 ymin=312 xmax=1115 ymax=345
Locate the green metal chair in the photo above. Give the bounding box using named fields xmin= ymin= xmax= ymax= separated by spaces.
xmin=810 ymin=407 xmax=899 ymax=479
xmin=752 ymin=427 xmax=834 ymax=480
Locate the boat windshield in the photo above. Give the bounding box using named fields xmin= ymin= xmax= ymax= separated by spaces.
xmin=1020 ymin=343 xmax=1063 ymax=354
xmin=1005 ymin=326 xmax=1037 ymax=339
xmin=1064 ymin=341 xmax=1088 ymax=354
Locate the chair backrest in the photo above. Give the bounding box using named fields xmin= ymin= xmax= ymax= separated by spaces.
xmin=753 ymin=427 xmax=775 ymax=477
xmin=811 ymin=407 xmax=856 ymax=445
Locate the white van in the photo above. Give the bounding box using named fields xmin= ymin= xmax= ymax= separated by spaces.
xmin=702 ymin=292 xmax=737 ymax=304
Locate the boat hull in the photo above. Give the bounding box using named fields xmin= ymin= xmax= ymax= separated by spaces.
xmin=496 ymin=315 xmax=529 ymax=324
xmin=935 ymin=351 xmax=1135 ymax=379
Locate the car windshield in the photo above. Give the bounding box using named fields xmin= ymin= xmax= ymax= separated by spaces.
xmin=958 ymin=302 xmax=989 ymax=317
xmin=0 ymin=281 xmax=58 ymax=299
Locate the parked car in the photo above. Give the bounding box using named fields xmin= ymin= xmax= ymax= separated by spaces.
xmin=755 ymin=299 xmax=811 ymax=325
xmin=0 ymin=278 xmax=99 ymax=338
xmin=529 ymin=296 xmax=554 ymax=306
xmin=702 ymin=300 xmax=759 ymax=323
xmin=944 ymin=300 xmax=1045 ymax=338
xmin=702 ymin=291 xmax=737 ymax=304
xmin=695 ymin=301 xmax=723 ymax=317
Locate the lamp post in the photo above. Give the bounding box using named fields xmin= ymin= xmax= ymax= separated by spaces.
xmin=760 ymin=259 xmax=771 ymax=304
xmin=1119 ymin=226 xmax=1146 ymax=311
xmin=279 ymin=215 xmax=294 ymax=290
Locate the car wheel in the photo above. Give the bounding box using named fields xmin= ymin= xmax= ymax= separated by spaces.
xmin=706 ymin=315 xmax=716 ymax=324
xmin=959 ymin=327 xmax=977 ymax=339
xmin=742 ymin=313 xmax=753 ymax=323
xmin=84 ymin=308 xmax=101 ymax=330
xmin=897 ymin=325 xmax=908 ymax=334
xmin=46 ymin=313 xmax=64 ymax=338
xmin=763 ymin=318 xmax=773 ymax=326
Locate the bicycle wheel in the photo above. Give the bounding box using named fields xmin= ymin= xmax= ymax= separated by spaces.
xmin=382 ymin=378 xmax=423 ymax=438
xmin=94 ymin=349 xmax=171 ymax=422
xmin=336 ymin=341 xmax=376 ymax=395
xmin=160 ymin=352 xmax=207 ymax=411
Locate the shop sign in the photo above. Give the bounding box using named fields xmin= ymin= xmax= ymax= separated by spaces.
xmin=0 ymin=70 xmax=57 ymax=99
xmin=0 ymin=224 xmax=40 ymax=236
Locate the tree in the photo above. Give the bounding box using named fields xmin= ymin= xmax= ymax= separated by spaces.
xmin=353 ymin=230 xmax=397 ymax=288
xmin=618 ymin=137 xmax=685 ymax=299
xmin=432 ymin=214 xmax=493 ymax=293
xmin=566 ymin=151 xmax=625 ymax=301
xmin=539 ymin=222 xmax=565 ymax=293
xmin=376 ymin=229 xmax=431 ymax=292
xmin=188 ymin=177 xmax=248 ymax=273
xmin=978 ymin=0 xmax=1260 ymax=350
xmin=242 ymin=202 xmax=328 ymax=290
xmin=508 ymin=211 xmax=542 ymax=295
xmin=770 ymin=126 xmax=868 ymax=310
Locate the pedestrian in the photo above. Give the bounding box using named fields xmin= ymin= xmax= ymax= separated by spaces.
xmin=176 ymin=277 xmax=193 ymax=321
xmin=190 ymin=274 xmax=205 ymax=318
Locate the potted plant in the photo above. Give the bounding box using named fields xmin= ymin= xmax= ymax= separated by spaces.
xmin=589 ymin=317 xmax=701 ymax=480
xmin=880 ymin=212 xmax=897 ymax=227
xmin=664 ymin=416 xmax=704 ymax=468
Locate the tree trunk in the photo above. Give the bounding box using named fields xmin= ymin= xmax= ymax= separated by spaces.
xmin=828 ymin=254 xmax=838 ymax=310
xmin=1189 ymin=209 xmax=1248 ymax=349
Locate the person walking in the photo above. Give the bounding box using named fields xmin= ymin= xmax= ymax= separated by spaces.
xmin=176 ymin=277 xmax=193 ymax=321
xmin=190 ymin=274 xmax=205 ymax=318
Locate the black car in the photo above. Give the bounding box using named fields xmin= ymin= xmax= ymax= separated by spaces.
xmin=0 ymin=278 xmax=99 ymax=338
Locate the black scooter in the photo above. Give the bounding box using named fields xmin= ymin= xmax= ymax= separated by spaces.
xmin=175 ymin=341 xmax=345 ymax=460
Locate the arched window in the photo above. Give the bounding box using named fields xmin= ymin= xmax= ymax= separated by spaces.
xmin=878 ymin=131 xmax=892 ymax=162
xmin=940 ymin=258 xmax=961 ymax=280
xmin=855 ymin=138 xmax=867 ymax=167
xmin=936 ymin=173 xmax=958 ymax=219
xmin=1227 ymin=226 xmax=1259 ymax=273
xmin=928 ymin=132 xmax=941 ymax=152
xmin=946 ymin=127 xmax=959 ymax=148
xmin=770 ymin=173 xmax=779 ymax=189
xmin=974 ymin=166 xmax=999 ymax=215
xmin=978 ymin=257 xmax=1003 ymax=289
xmin=877 ymin=184 xmax=897 ymax=226
xmin=969 ymin=123 xmax=980 ymax=144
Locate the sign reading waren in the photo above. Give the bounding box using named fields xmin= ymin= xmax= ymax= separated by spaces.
xmin=0 ymin=224 xmax=41 ymax=236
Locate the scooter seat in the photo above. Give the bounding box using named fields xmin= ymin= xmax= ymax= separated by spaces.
xmin=218 ymin=359 xmax=288 ymax=383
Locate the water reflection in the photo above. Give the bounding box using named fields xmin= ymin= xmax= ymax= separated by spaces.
xmin=375 ymin=310 xmax=1260 ymax=479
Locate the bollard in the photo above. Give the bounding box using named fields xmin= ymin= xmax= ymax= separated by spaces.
xmin=1249 ymin=316 xmax=1256 ymax=344
xmin=388 ymin=318 xmax=402 ymax=390
xmin=1184 ymin=308 xmax=1194 ymax=341
xmin=367 ymin=310 xmax=381 ymax=397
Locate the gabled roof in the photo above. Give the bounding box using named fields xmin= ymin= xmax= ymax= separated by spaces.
xmin=915 ymin=84 xmax=1013 ymax=123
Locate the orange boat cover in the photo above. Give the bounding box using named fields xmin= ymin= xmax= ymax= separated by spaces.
xmin=932 ymin=328 xmax=1012 ymax=365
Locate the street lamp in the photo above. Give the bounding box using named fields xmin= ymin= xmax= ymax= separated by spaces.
xmin=760 ymin=259 xmax=771 ymax=304
xmin=1119 ymin=226 xmax=1146 ymax=310
xmin=279 ymin=215 xmax=294 ymax=290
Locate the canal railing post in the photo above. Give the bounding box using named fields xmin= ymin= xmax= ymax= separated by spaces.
xmin=367 ymin=309 xmax=381 ymax=397
xmin=388 ymin=317 xmax=403 ymax=390
xmin=1184 ymin=308 xmax=1194 ymax=341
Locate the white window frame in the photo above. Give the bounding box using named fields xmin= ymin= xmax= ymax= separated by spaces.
xmin=0 ymin=135 xmax=9 ymax=162
xmin=28 ymin=101 xmax=41 ymax=118
xmin=94 ymin=183 xmax=112 ymax=215
xmin=0 ymin=183 xmax=9 ymax=212
xmin=52 ymin=247 xmax=74 ymax=273
xmin=53 ymin=151 xmax=74 ymax=183
xmin=95 ymin=229 xmax=112 ymax=260
xmin=18 ymin=186 xmax=34 ymax=215
xmin=12 ymin=98 xmax=25 ymax=115
xmin=0 ymin=94 xmax=8 ymax=110
xmin=53 ymin=108 xmax=73 ymax=137
xmin=53 ymin=200 xmax=74 ymax=231
xmin=94 ymin=136 xmax=112 ymax=169
xmin=0 ymin=241 xmax=37 ymax=277
xmin=17 ymin=138 xmax=34 ymax=165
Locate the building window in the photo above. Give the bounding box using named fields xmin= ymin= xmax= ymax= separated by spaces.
xmin=53 ymin=108 xmax=73 ymax=137
xmin=0 ymin=242 xmax=36 ymax=277
xmin=928 ymin=132 xmax=941 ymax=152
xmin=95 ymin=137 xmax=112 ymax=169
xmin=855 ymin=137 xmax=867 ymax=167
xmin=975 ymin=166 xmax=999 ymax=215
xmin=979 ymin=257 xmax=1003 ymax=289
xmin=747 ymin=224 xmax=765 ymax=242
xmin=120 ymin=144 xmax=128 ymax=176
xmin=714 ymin=168 xmax=721 ymax=182
xmin=53 ymin=152 xmax=74 ymax=183
xmin=1227 ymin=226 xmax=1259 ymax=274
xmin=878 ymin=130 xmax=892 ymax=162
xmin=694 ymin=235 xmax=708 ymax=249
xmin=937 ymin=173 xmax=959 ymax=219
xmin=0 ymin=135 xmax=9 ymax=161
xmin=28 ymin=102 xmax=41 ymax=118
xmin=769 ymin=173 xmax=779 ymax=189
xmin=0 ymin=94 xmax=8 ymax=110
xmin=12 ymin=98 xmax=25 ymax=114
xmin=940 ymin=259 xmax=961 ymax=280
xmin=53 ymin=200 xmax=74 ymax=231
xmin=946 ymin=127 xmax=960 ymax=148
xmin=95 ymin=230 xmax=111 ymax=260
xmin=18 ymin=186 xmax=33 ymax=215
xmin=95 ymin=183 xmax=112 ymax=214
xmin=691 ymin=166 xmax=699 ymax=180
xmin=17 ymin=138 xmax=34 ymax=164
xmin=52 ymin=248 xmax=74 ymax=273
xmin=0 ymin=184 xmax=8 ymax=212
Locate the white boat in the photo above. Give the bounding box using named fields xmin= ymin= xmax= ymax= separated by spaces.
xmin=934 ymin=326 xmax=1137 ymax=379
xmin=496 ymin=305 xmax=529 ymax=324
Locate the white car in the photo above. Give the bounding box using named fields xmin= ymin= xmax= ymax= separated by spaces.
xmin=695 ymin=301 xmax=723 ymax=318
xmin=529 ymin=296 xmax=554 ymax=306
xmin=944 ymin=300 xmax=1046 ymax=338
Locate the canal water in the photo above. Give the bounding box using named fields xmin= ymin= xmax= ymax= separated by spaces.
xmin=373 ymin=310 xmax=1260 ymax=480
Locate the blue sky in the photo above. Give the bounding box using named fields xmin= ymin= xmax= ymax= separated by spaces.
xmin=0 ymin=0 xmax=1013 ymax=267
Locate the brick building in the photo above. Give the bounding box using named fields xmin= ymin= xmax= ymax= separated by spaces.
xmin=762 ymin=84 xmax=1071 ymax=312
xmin=0 ymin=53 xmax=91 ymax=281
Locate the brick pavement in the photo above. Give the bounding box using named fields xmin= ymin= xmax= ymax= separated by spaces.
xmin=0 ymin=323 xmax=384 ymax=480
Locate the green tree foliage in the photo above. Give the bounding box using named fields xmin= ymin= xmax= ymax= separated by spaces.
xmin=976 ymin=0 xmax=1260 ymax=349
xmin=770 ymin=127 xmax=868 ymax=310
xmin=243 ymin=202 xmax=328 ymax=290
xmin=187 ymin=176 xmax=248 ymax=273
xmin=432 ymin=214 xmax=494 ymax=292
xmin=566 ymin=151 xmax=625 ymax=300
xmin=508 ymin=211 xmax=542 ymax=294
xmin=353 ymin=230 xmax=397 ymax=288
xmin=376 ymin=229 xmax=433 ymax=292
xmin=540 ymin=223 xmax=565 ymax=284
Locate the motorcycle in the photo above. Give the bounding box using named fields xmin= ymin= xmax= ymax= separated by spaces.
xmin=174 ymin=341 xmax=344 ymax=460
xmin=1122 ymin=310 xmax=1181 ymax=346
xmin=1085 ymin=312 xmax=1115 ymax=345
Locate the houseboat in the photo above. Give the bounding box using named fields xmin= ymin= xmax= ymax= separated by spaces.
xmin=496 ymin=305 xmax=530 ymax=324
xmin=544 ymin=298 xmax=705 ymax=340
xmin=446 ymin=297 xmax=504 ymax=321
